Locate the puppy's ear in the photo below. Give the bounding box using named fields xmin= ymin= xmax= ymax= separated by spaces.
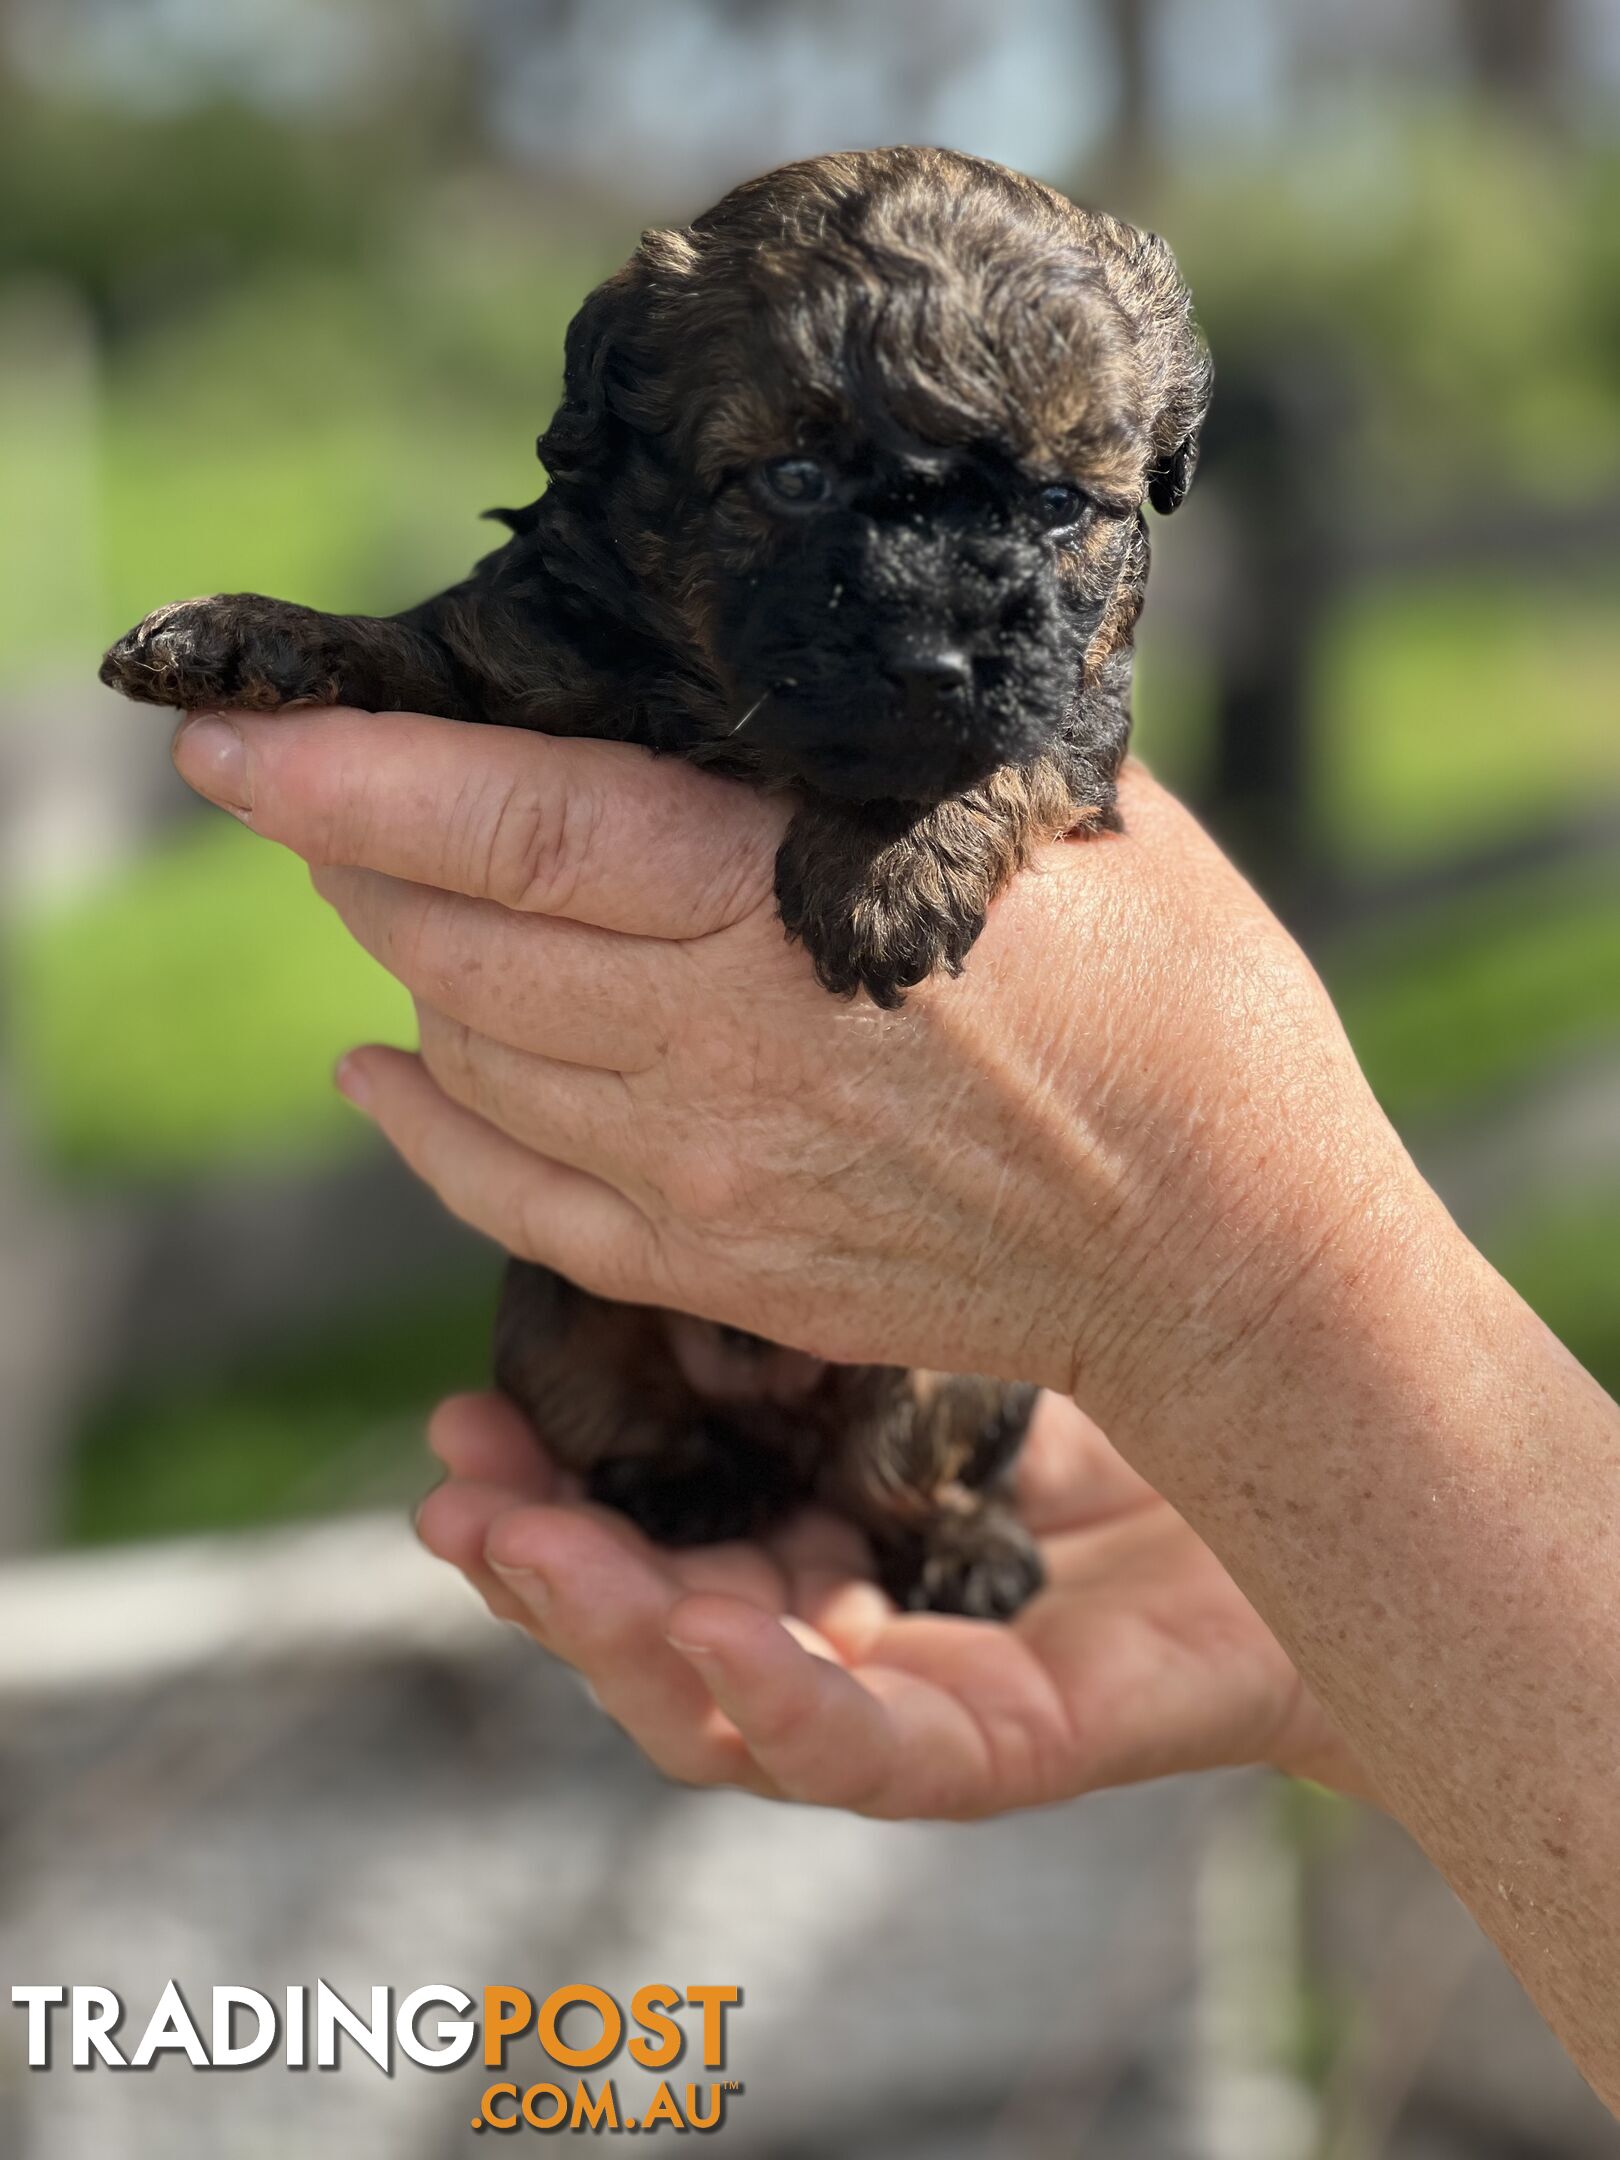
xmin=538 ymin=229 xmax=697 ymax=488
xmin=536 ymin=265 xmax=643 ymax=486
xmin=1147 ymin=432 xmax=1200 ymax=517
xmin=1127 ymin=230 xmax=1213 ymax=517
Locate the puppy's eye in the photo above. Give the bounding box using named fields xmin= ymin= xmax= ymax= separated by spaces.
xmin=758 ymin=456 xmax=831 ymax=510
xmin=1035 ymin=482 xmax=1089 ymax=530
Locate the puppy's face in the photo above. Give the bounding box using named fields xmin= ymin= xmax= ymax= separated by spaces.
xmin=706 ymin=427 xmax=1107 ymax=804
xmin=540 ymin=149 xmax=1210 ymax=804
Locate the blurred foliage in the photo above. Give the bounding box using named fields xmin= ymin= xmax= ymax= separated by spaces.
xmin=0 ymin=199 xmax=612 ymax=672
xmin=0 ymin=49 xmax=1615 ymax=1539
xmin=1316 ymin=570 xmax=1620 ymax=866
xmin=1159 ymin=112 xmax=1620 ymax=502
xmin=1328 ymin=860 xmax=1620 ymax=1128
xmin=1271 ymin=1779 xmax=1360 ymax=2091
xmin=1492 ymin=1191 xmax=1620 ymax=1404
xmin=7 ymin=817 xmax=413 ymax=1175
xmin=64 ymin=1273 xmax=497 ymax=1544
xmin=0 ymin=87 xmax=406 ymax=311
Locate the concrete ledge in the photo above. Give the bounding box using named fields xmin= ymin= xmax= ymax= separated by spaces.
xmin=0 ymin=1511 xmax=496 ymax=1696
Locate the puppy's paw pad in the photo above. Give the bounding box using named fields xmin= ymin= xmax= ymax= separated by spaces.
xmin=887 ymin=1520 xmax=1044 ymax=1621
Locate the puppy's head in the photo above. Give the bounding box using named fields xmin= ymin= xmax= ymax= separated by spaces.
xmin=539 ymin=147 xmax=1211 ymax=804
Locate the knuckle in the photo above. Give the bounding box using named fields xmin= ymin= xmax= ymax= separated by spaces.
xmin=480 ymin=767 xmax=601 ymax=916
xmin=582 ymin=1242 xmax=642 ymax=1306
xmin=511 ymin=1189 xmax=625 ymax=1304
xmin=659 ymin=1110 xmax=815 ymax=1241
xmin=398 ymin=888 xmax=464 ymax=1000
xmin=510 ymin=1188 xmax=552 ymax=1270
xmin=306 ymin=859 xmax=339 ymax=907
xmin=419 ymin=1010 xmax=480 ymax=1107
xmin=749 ymin=1693 xmax=817 ymax=1757
xmin=390 ymin=893 xmax=438 ymax=984
xmin=702 ymin=824 xmax=779 ymax=930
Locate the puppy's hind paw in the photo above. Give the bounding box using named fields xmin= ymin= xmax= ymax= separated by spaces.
xmin=881 ymin=1512 xmax=1044 ymax=1621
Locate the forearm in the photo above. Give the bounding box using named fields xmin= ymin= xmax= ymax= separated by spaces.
xmin=1111 ymin=1172 xmax=1620 ymax=2108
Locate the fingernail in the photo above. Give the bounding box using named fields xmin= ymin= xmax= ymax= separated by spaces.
xmin=665 ymin=1634 xmax=719 ymax=1666
xmin=488 ymin=1558 xmax=549 ymax=1616
xmin=172 ymin=714 xmax=251 ymax=812
xmin=334 ymin=1053 xmax=371 ymax=1111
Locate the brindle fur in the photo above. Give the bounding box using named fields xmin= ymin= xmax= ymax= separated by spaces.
xmin=100 ymin=148 xmax=1209 ymax=1618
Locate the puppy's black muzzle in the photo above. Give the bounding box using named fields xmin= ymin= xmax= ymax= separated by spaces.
xmin=724 ymin=516 xmax=1081 ymax=804
xmin=885 ymin=643 xmax=974 ymax=719
xmin=762 ymin=660 xmax=1040 ymax=803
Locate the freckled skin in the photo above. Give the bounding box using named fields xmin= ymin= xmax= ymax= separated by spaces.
xmin=98 ymin=147 xmax=1209 ymax=1616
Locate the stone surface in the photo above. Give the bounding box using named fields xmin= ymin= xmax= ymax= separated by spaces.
xmin=0 ymin=1519 xmax=1610 ymax=2157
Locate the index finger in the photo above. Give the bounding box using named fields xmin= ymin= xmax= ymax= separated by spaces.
xmin=171 ymin=706 xmax=787 ymax=938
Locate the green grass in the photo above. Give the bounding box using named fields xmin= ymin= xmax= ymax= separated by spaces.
xmin=1325 ymin=857 xmax=1620 ymax=1128
xmin=63 ymin=1271 xmax=498 ymax=1546
xmin=8 ymin=813 xmax=416 ymax=1177
xmin=1488 ymin=1191 xmax=1620 ymax=1402
xmin=1316 ymin=570 xmax=1620 ymax=870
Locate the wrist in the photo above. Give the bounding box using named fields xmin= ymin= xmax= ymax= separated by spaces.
xmin=1067 ymin=1105 xmax=1448 ymax=1472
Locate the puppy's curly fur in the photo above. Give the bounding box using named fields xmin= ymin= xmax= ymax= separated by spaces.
xmin=101 ymin=148 xmax=1210 ymax=1618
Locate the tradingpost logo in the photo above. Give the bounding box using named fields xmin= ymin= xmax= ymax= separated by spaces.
xmin=11 ymin=1980 xmax=744 ymax=2134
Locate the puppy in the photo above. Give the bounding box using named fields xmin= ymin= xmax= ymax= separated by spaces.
xmin=101 ymin=147 xmax=1210 ymax=1618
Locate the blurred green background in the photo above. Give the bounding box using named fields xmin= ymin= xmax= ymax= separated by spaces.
xmin=0 ymin=0 xmax=1615 ymax=1553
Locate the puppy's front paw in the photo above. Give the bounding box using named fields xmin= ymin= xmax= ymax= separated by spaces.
xmin=775 ymin=822 xmax=986 ymax=1009
xmin=99 ymin=595 xmax=344 ymax=712
xmin=881 ymin=1511 xmax=1044 ymax=1620
xmin=792 ymin=894 xmax=986 ymax=1010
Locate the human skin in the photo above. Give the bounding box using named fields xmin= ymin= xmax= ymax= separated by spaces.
xmin=173 ymin=707 xmax=1620 ymax=2109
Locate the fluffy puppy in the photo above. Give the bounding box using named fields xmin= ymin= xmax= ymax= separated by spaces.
xmin=101 ymin=147 xmax=1210 ymax=1617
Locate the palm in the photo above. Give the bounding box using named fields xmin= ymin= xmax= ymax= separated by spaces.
xmin=417 ymin=1391 xmax=1360 ymax=1816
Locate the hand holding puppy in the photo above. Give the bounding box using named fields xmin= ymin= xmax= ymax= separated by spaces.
xmin=107 ymin=150 xmax=1216 ymax=1613
xmin=174 ymin=705 xmax=1620 ymax=2115
xmin=171 ymin=716 xmax=1404 ymax=1440
xmin=418 ymin=1384 xmax=1363 ymax=1814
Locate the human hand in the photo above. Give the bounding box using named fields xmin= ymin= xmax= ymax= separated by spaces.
xmin=169 ymin=708 xmax=1620 ymax=2105
xmin=170 ymin=707 xmax=1427 ymax=1443
xmin=415 ymin=1386 xmax=1367 ymax=1815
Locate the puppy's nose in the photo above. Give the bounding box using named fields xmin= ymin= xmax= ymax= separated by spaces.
xmin=883 ymin=647 xmax=972 ymax=715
